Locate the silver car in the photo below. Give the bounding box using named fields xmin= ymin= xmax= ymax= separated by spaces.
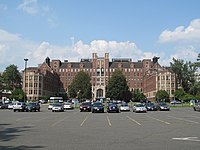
xmin=193 ymin=102 xmax=200 ymax=111
xmin=120 ymin=103 xmax=130 ymax=111
xmin=52 ymin=103 xmax=64 ymax=112
xmin=63 ymin=102 xmax=74 ymax=110
xmin=132 ymin=103 xmax=147 ymax=113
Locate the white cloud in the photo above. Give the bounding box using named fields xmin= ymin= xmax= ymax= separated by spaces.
xmin=17 ymin=0 xmax=49 ymax=15
xmin=73 ymin=40 xmax=143 ymax=61
xmin=1 ymin=28 xmax=198 ymax=72
xmin=159 ymin=19 xmax=200 ymax=43
xmin=0 ymin=29 xmax=21 ymax=41
xmin=18 ymin=0 xmax=39 ymax=14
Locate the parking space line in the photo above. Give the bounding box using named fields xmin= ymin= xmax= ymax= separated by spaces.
xmin=167 ymin=115 xmax=200 ymax=124
xmin=107 ymin=116 xmax=112 ymax=126
xmin=147 ymin=116 xmax=170 ymax=125
xmin=80 ymin=116 xmax=88 ymax=127
xmin=126 ymin=116 xmax=141 ymax=126
xmin=51 ymin=116 xmax=69 ymax=127
xmin=36 ymin=117 xmax=49 ymax=122
xmin=190 ymin=116 xmax=200 ymax=119
xmin=16 ymin=117 xmax=31 ymax=122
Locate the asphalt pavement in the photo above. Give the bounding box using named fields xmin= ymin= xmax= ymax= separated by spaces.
xmin=0 ymin=105 xmax=200 ymax=150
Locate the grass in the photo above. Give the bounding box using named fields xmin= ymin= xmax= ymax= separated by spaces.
xmin=170 ymin=103 xmax=192 ymax=108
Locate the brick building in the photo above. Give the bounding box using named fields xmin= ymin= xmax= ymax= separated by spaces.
xmin=23 ymin=58 xmax=61 ymax=101
xmin=23 ymin=53 xmax=176 ymax=101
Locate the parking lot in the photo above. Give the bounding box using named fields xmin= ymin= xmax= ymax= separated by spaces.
xmin=0 ymin=105 xmax=200 ymax=150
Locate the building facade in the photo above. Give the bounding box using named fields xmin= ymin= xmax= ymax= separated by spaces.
xmin=23 ymin=58 xmax=61 ymax=101
xmin=23 ymin=53 xmax=176 ymax=101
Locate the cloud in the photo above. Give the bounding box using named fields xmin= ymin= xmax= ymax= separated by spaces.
xmin=0 ymin=29 xmax=21 ymax=41
xmin=0 ymin=28 xmax=198 ymax=72
xmin=73 ymin=40 xmax=143 ymax=61
xmin=17 ymin=0 xmax=49 ymax=15
xmin=17 ymin=0 xmax=39 ymax=14
xmin=159 ymin=19 xmax=200 ymax=43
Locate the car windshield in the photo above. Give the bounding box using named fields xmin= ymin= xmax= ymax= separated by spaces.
xmin=81 ymin=102 xmax=91 ymax=106
xmin=135 ymin=104 xmax=144 ymax=107
xmin=147 ymin=103 xmax=155 ymax=106
xmin=159 ymin=102 xmax=167 ymax=106
xmin=28 ymin=103 xmax=37 ymax=106
xmin=53 ymin=103 xmax=62 ymax=107
xmin=121 ymin=103 xmax=129 ymax=106
xmin=64 ymin=102 xmax=71 ymax=105
xmin=109 ymin=104 xmax=117 ymax=107
xmin=93 ymin=103 xmax=103 ymax=107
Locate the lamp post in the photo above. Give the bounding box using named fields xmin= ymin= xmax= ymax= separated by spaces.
xmin=24 ymin=58 xmax=28 ymax=103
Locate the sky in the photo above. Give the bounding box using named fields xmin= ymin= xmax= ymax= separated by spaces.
xmin=0 ymin=0 xmax=200 ymax=72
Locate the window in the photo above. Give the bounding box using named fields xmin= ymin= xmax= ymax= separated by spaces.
xmin=101 ymin=68 xmax=104 ymax=76
xmin=97 ymin=68 xmax=100 ymax=76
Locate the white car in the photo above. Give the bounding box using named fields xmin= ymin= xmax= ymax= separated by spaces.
xmin=8 ymin=103 xmax=14 ymax=109
xmin=120 ymin=103 xmax=130 ymax=111
xmin=63 ymin=102 xmax=73 ymax=109
xmin=48 ymin=103 xmax=54 ymax=110
xmin=132 ymin=103 xmax=147 ymax=113
xmin=52 ymin=103 xmax=64 ymax=112
xmin=13 ymin=102 xmax=26 ymax=112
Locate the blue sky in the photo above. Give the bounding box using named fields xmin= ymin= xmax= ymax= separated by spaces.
xmin=0 ymin=0 xmax=200 ymax=72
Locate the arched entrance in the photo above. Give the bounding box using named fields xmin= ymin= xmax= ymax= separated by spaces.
xmin=96 ymin=89 xmax=103 ymax=98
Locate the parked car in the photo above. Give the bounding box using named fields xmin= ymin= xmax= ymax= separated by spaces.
xmin=0 ymin=102 xmax=7 ymax=109
xmin=193 ymin=102 xmax=200 ymax=111
xmin=91 ymin=102 xmax=104 ymax=113
xmin=157 ymin=102 xmax=170 ymax=111
xmin=52 ymin=103 xmax=64 ymax=112
xmin=13 ymin=102 xmax=26 ymax=112
xmin=63 ymin=102 xmax=74 ymax=110
xmin=7 ymin=103 xmax=14 ymax=109
xmin=48 ymin=103 xmax=54 ymax=110
xmin=107 ymin=103 xmax=120 ymax=113
xmin=133 ymin=103 xmax=147 ymax=113
xmin=39 ymin=99 xmax=48 ymax=104
xmin=145 ymin=102 xmax=157 ymax=111
xmin=120 ymin=103 xmax=130 ymax=111
xmin=170 ymin=100 xmax=182 ymax=105
xmin=25 ymin=102 xmax=40 ymax=112
xmin=80 ymin=102 xmax=92 ymax=112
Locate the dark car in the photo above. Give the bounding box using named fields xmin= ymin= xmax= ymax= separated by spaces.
xmin=157 ymin=102 xmax=170 ymax=111
xmin=91 ymin=102 xmax=104 ymax=113
xmin=25 ymin=102 xmax=40 ymax=112
xmin=193 ymin=102 xmax=200 ymax=111
xmin=145 ymin=102 xmax=157 ymax=111
xmin=80 ymin=102 xmax=92 ymax=112
xmin=0 ymin=102 xmax=7 ymax=109
xmin=107 ymin=103 xmax=120 ymax=113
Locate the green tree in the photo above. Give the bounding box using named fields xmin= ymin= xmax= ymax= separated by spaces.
xmin=68 ymin=71 xmax=92 ymax=100
xmin=2 ymin=65 xmax=22 ymax=91
xmin=156 ymin=90 xmax=169 ymax=102
xmin=0 ymin=74 xmax=3 ymax=91
xmin=132 ymin=89 xmax=146 ymax=102
xmin=106 ymin=70 xmax=132 ymax=102
xmin=10 ymin=88 xmax=25 ymax=101
xmin=174 ymin=89 xmax=186 ymax=100
xmin=170 ymin=58 xmax=197 ymax=93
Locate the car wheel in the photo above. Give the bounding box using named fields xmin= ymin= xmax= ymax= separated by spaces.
xmin=38 ymin=109 xmax=40 ymax=112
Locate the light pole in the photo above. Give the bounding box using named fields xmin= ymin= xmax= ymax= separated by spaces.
xmin=24 ymin=58 xmax=28 ymax=103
